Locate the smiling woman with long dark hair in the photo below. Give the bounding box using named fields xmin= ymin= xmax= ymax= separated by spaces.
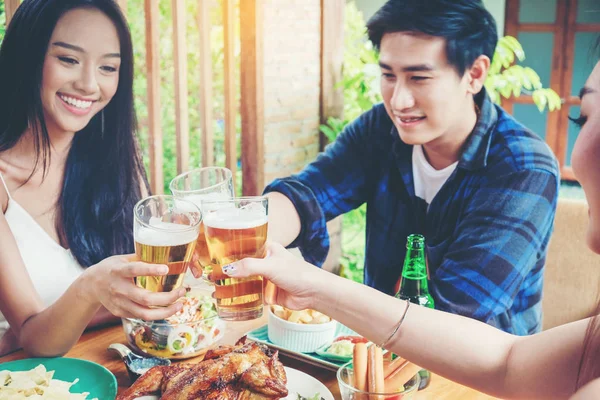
xmin=0 ymin=0 xmax=184 ymax=357
xmin=0 ymin=0 xmax=140 ymax=267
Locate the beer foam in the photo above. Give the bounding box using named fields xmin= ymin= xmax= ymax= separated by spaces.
xmin=136 ymin=220 xmax=198 ymax=246
xmin=173 ymin=198 xmax=201 ymax=214
xmin=203 ymin=206 xmax=267 ymax=230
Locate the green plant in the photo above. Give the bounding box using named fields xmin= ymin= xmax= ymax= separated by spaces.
xmin=319 ymin=117 xmax=348 ymax=143
xmin=0 ymin=3 xmax=6 ymax=45
xmin=485 ymin=36 xmax=561 ymax=112
xmin=321 ymin=3 xmax=378 ymax=283
xmin=320 ymin=2 xmax=382 ymax=144
xmin=338 ymin=202 xmax=367 ymax=283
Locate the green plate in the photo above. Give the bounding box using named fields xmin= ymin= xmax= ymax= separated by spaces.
xmin=0 ymin=357 xmax=117 ymax=399
xmin=246 ymin=324 xmax=357 ymax=372
xmin=314 ymin=344 xmax=353 ymax=363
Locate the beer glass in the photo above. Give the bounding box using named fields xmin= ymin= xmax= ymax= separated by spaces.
xmin=170 ymin=167 xmax=234 ymax=280
xmin=202 ymin=196 xmax=268 ymax=321
xmin=133 ymin=195 xmax=202 ymax=293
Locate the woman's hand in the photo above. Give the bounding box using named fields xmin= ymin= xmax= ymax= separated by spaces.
xmin=221 ymin=242 xmax=329 ymax=310
xmin=81 ymin=254 xmax=184 ymax=321
xmin=189 ymin=253 xmax=203 ymax=279
xmin=570 ymin=378 xmax=600 ymax=400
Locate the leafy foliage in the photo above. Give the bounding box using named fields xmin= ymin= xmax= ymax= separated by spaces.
xmin=0 ymin=2 xmax=6 ymax=44
xmin=340 ymin=3 xmax=382 ymax=122
xmin=485 ymin=36 xmax=561 ymax=112
xmin=330 ymin=3 xmax=378 ymax=283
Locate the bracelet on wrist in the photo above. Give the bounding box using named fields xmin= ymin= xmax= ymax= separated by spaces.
xmin=380 ymin=298 xmax=410 ymax=350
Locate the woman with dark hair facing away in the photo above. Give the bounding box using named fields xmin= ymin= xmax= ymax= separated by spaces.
xmin=221 ymin=33 xmax=600 ymax=400
xmin=0 ymin=0 xmax=184 ymax=357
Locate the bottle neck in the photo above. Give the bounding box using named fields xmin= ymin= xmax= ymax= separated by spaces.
xmin=399 ymin=246 xmax=429 ymax=296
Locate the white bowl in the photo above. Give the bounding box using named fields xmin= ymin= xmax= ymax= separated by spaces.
xmin=267 ymin=307 xmax=337 ymax=353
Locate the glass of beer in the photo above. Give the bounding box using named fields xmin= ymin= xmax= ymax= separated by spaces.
xmin=170 ymin=167 xmax=234 ymax=281
xmin=202 ymin=196 xmax=268 ymax=321
xmin=133 ymin=195 xmax=202 ymax=293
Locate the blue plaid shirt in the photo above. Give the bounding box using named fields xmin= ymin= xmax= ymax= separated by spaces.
xmin=264 ymin=91 xmax=559 ymax=335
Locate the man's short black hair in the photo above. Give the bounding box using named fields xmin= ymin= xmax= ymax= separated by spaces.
xmin=367 ymin=0 xmax=498 ymax=76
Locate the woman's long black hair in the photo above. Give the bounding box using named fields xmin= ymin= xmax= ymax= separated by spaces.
xmin=0 ymin=0 xmax=148 ymax=267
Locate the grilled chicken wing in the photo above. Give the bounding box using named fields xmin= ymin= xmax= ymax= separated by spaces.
xmin=117 ymin=364 xmax=195 ymax=399
xmin=238 ymin=351 xmax=287 ymax=396
xmin=117 ymin=341 xmax=288 ymax=400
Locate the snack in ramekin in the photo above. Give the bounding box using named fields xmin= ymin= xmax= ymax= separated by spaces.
xmin=267 ymin=305 xmax=336 ymax=353
xmin=270 ymin=305 xmax=332 ymax=324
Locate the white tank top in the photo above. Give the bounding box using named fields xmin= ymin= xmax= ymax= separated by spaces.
xmin=0 ymin=173 xmax=85 ymax=338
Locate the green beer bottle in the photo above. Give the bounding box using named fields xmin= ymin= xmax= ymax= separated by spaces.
xmin=395 ymin=234 xmax=433 ymax=389
xmin=395 ymin=234 xmax=434 ymax=308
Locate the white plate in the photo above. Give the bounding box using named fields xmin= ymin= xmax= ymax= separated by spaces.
xmin=283 ymin=366 xmax=334 ymax=400
xmin=134 ymin=366 xmax=333 ymax=400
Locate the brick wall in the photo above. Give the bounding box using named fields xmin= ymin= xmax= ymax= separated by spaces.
xmin=262 ymin=0 xmax=321 ymax=182
xmin=261 ymin=0 xmax=341 ymax=273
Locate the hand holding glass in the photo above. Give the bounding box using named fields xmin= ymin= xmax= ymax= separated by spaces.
xmin=203 ymin=196 xmax=268 ymax=321
xmin=133 ymin=195 xmax=202 ymax=293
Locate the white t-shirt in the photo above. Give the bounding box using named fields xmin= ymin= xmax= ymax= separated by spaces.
xmin=412 ymin=145 xmax=458 ymax=205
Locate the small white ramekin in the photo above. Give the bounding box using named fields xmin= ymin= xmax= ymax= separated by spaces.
xmin=267 ymin=307 xmax=337 ymax=353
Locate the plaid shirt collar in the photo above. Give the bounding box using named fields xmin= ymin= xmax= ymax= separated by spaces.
xmin=459 ymin=89 xmax=499 ymax=171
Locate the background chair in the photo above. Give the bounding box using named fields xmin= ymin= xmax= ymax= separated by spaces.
xmin=542 ymin=198 xmax=599 ymax=330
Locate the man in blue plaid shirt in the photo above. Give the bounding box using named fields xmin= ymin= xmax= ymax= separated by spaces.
xmin=264 ymin=0 xmax=559 ymax=335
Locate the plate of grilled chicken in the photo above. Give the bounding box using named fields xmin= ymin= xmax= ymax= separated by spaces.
xmin=116 ymin=336 xmax=333 ymax=400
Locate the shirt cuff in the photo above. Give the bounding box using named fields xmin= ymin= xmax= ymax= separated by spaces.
xmin=263 ymin=178 xmax=330 ymax=267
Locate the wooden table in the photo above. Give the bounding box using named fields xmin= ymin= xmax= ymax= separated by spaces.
xmin=0 ymin=312 xmax=497 ymax=399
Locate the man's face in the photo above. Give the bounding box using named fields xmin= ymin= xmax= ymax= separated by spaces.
xmin=379 ymin=32 xmax=475 ymax=148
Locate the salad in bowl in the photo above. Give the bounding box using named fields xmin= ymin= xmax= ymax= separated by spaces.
xmin=122 ymin=291 xmax=225 ymax=359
